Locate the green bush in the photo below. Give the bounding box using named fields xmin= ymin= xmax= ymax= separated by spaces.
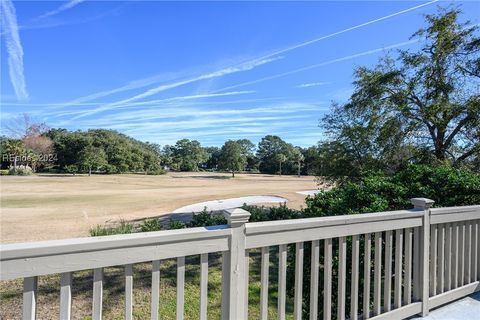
xmin=64 ymin=165 xmax=78 ymax=175
xmin=168 ymin=219 xmax=186 ymax=229
xmin=0 ymin=169 xmax=9 ymax=175
xmin=89 ymin=220 xmax=134 ymax=236
xmin=139 ymin=218 xmax=162 ymax=232
xmin=304 ymin=164 xmax=480 ymax=217
xmin=146 ymin=168 xmax=166 ymax=175
xmin=189 ymin=208 xmax=227 ymax=227
xmin=242 ymin=203 xmax=301 ymax=222
xmin=8 ymin=165 xmax=33 ymax=176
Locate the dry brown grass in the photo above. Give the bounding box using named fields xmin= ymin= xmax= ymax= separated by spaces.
xmin=0 ymin=172 xmax=318 ymax=243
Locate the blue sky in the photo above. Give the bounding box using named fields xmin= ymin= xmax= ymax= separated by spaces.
xmin=1 ymin=1 xmax=479 ymax=147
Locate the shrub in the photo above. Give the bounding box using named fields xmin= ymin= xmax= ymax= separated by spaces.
xmin=168 ymin=219 xmax=186 ymax=229
xmin=0 ymin=169 xmax=9 ymax=175
xmin=305 ymin=164 xmax=480 ymax=217
xmin=89 ymin=220 xmax=134 ymax=236
xmin=146 ymin=168 xmax=166 ymax=175
xmin=242 ymin=203 xmax=301 ymax=222
xmin=189 ymin=208 xmax=227 ymax=227
xmin=64 ymin=165 xmax=78 ymax=175
xmin=139 ymin=218 xmax=162 ymax=232
xmin=8 ymin=165 xmax=33 ymax=176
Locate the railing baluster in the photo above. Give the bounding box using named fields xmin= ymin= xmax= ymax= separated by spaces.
xmin=338 ymin=237 xmax=347 ymax=320
xmin=23 ymin=276 xmax=38 ymax=320
xmin=294 ymin=242 xmax=304 ymax=320
xmin=310 ymin=240 xmax=319 ymax=320
xmin=350 ymin=235 xmax=359 ymax=320
xmin=413 ymin=227 xmax=420 ymax=301
xmin=437 ymin=224 xmax=445 ymax=294
xmin=245 ymin=250 xmax=249 ymax=318
xmin=60 ymin=272 xmax=72 ymax=320
xmin=404 ymin=228 xmax=412 ymax=305
xmin=394 ymin=230 xmax=403 ymax=309
xmin=221 ymin=251 xmax=230 ymax=319
xmin=200 ymin=253 xmax=208 ymax=320
xmin=459 ymin=223 xmax=465 ymax=286
xmin=125 ymin=264 xmax=133 ymax=320
xmin=384 ymin=231 xmax=393 ymax=312
xmin=177 ymin=257 xmax=185 ymax=320
xmin=452 ymin=223 xmax=459 ymax=288
xmin=445 ymin=223 xmax=452 ymax=291
xmin=151 ymin=260 xmax=161 ymax=320
xmin=260 ymin=246 xmax=270 ymax=320
xmin=363 ymin=233 xmax=371 ymax=320
xmin=429 ymin=225 xmax=437 ymax=297
xmin=465 ymin=222 xmax=472 ymax=284
xmin=474 ymin=221 xmax=479 ymax=282
xmin=92 ymin=268 xmax=103 ymax=320
xmin=373 ymin=232 xmax=382 ymax=316
xmin=323 ymin=238 xmax=333 ymax=320
xmin=278 ymin=244 xmax=287 ymax=320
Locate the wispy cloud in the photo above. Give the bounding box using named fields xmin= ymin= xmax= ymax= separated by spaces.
xmin=0 ymin=0 xmax=28 ymax=101
xmin=64 ymin=102 xmax=324 ymax=125
xmin=52 ymin=91 xmax=257 ymax=118
xmin=216 ymin=39 xmax=419 ymax=92
xmin=73 ymin=57 xmax=281 ymax=118
xmin=65 ymin=72 xmax=181 ymax=105
xmin=125 ymin=91 xmax=256 ymax=106
xmin=63 ymin=0 xmax=436 ymax=110
xmin=296 ymin=82 xmax=331 ymax=88
xmin=38 ymin=0 xmax=86 ymax=19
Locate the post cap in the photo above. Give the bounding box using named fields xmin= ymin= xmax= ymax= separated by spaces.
xmin=410 ymin=198 xmax=435 ymax=210
xmin=223 ymin=208 xmax=251 ymax=225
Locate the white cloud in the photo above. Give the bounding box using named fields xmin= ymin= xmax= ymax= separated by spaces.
xmin=54 ymin=101 xmax=324 ymax=125
xmin=0 ymin=0 xmax=28 ymax=101
xmin=296 ymin=82 xmax=331 ymax=88
xmin=103 ymin=57 xmax=278 ymax=105
xmin=38 ymin=0 xmax=86 ymax=19
xmin=65 ymin=90 xmax=257 ymax=118
xmin=71 ymin=57 xmax=281 ymax=119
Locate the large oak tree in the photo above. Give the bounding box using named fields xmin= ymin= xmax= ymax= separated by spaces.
xmin=321 ymin=8 xmax=480 ymax=177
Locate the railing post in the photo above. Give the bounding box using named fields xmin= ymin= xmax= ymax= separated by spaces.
xmin=411 ymin=197 xmax=434 ymax=316
xmin=222 ymin=208 xmax=251 ymax=320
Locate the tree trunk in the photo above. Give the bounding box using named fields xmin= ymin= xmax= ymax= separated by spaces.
xmin=279 ymin=161 xmax=282 ymax=175
xmin=13 ymin=156 xmax=17 ymax=173
xmin=89 ymin=166 xmax=92 ymax=176
xmin=232 ymin=171 xmax=235 ymax=178
xmin=298 ymin=161 xmax=301 ymax=177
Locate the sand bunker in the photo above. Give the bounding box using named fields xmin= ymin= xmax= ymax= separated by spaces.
xmin=296 ymin=190 xmax=320 ymax=196
xmin=172 ymin=195 xmax=288 ymax=214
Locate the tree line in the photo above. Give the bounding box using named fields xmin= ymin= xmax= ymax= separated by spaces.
xmin=0 ymin=124 xmax=320 ymax=176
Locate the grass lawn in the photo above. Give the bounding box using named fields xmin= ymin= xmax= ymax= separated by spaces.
xmin=0 ymin=172 xmax=318 ymax=243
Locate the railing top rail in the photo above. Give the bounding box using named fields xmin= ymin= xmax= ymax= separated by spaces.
xmin=430 ymin=205 xmax=480 ymax=215
xmin=0 ymin=225 xmax=230 ymax=261
xmin=429 ymin=205 xmax=480 ymax=224
xmin=246 ymin=209 xmax=421 ymax=235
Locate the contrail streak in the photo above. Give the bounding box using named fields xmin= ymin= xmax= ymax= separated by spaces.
xmin=215 ymin=39 xmax=419 ymax=92
xmin=0 ymin=0 xmax=28 ymax=101
xmin=73 ymin=57 xmax=279 ymax=119
xmin=65 ymin=0 xmax=436 ymax=109
xmin=249 ymin=0 xmax=437 ymax=62
xmin=38 ymin=0 xmax=86 ymax=19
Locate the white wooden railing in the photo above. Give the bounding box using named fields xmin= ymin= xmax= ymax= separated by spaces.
xmin=0 ymin=198 xmax=479 ymax=320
